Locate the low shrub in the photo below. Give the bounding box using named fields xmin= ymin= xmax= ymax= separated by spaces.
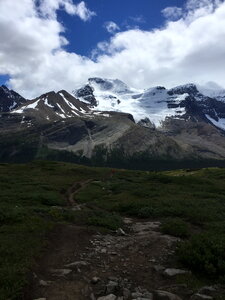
xmin=177 ymin=233 xmax=225 ymax=278
xmin=137 ymin=206 xmax=156 ymax=218
xmin=88 ymin=211 xmax=122 ymax=230
xmin=161 ymin=218 xmax=190 ymax=238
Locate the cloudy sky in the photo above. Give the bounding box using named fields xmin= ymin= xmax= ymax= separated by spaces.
xmin=0 ymin=0 xmax=225 ymax=98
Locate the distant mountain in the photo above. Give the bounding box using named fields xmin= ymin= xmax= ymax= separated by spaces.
xmin=0 ymin=85 xmax=26 ymax=112
xmin=13 ymin=90 xmax=90 ymax=122
xmin=1 ymin=78 xmax=225 ymax=169
xmin=73 ymin=78 xmax=225 ymax=131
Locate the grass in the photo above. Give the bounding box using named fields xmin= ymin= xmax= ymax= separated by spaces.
xmin=161 ymin=218 xmax=190 ymax=238
xmin=0 ymin=161 xmax=108 ymax=299
xmin=1 ymin=162 xmax=225 ymax=298
xmin=75 ymin=167 xmax=225 ymax=281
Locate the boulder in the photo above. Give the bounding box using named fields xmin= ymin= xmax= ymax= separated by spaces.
xmin=97 ymin=295 xmax=117 ymax=300
xmin=191 ymin=294 xmax=213 ymax=300
xmin=154 ymin=290 xmax=182 ymax=300
xmin=106 ymin=281 xmax=118 ymax=294
xmin=198 ymin=286 xmax=217 ymax=296
xmin=164 ymin=268 xmax=190 ymax=276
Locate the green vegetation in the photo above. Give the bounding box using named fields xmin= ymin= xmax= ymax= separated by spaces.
xmin=0 ymin=161 xmax=108 ymax=299
xmin=1 ymin=131 xmax=225 ymax=170
xmin=76 ymin=167 xmax=225 ymax=281
xmin=177 ymin=233 xmax=225 ymax=278
xmin=1 ymin=162 xmax=225 ymax=298
xmin=161 ymin=218 xmax=190 ymax=238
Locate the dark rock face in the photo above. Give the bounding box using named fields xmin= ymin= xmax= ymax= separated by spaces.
xmin=0 ymin=85 xmax=26 ymax=112
xmin=138 ymin=117 xmax=156 ymax=129
xmin=75 ymin=84 xmax=98 ymax=107
xmin=11 ymin=90 xmax=90 ymax=123
xmin=167 ymin=84 xmax=199 ymax=96
xmin=89 ymin=77 xmax=114 ymax=90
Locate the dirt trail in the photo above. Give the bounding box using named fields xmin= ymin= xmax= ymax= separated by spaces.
xmin=25 ymin=182 xmax=223 ymax=300
xmin=25 ymin=219 xmax=196 ymax=300
xmin=66 ymin=179 xmax=93 ymax=206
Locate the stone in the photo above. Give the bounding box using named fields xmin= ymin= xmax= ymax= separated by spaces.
xmin=117 ymin=228 xmax=126 ymax=236
xmin=153 ymin=265 xmax=165 ymax=272
xmin=91 ymin=276 xmax=101 ymax=284
xmin=191 ymin=294 xmax=213 ymax=300
xmin=123 ymin=288 xmax=131 ymax=299
xmin=123 ymin=217 xmax=133 ymax=225
xmin=164 ymin=268 xmax=190 ymax=276
xmin=154 ymin=290 xmax=182 ymax=300
xmin=109 ymin=252 xmax=117 ymax=256
xmin=90 ymin=293 xmax=96 ymax=300
xmin=97 ymin=295 xmax=117 ymax=300
xmin=106 ymin=281 xmax=118 ymax=294
xmin=198 ymin=286 xmax=217 ymax=296
xmin=33 ymin=298 xmax=46 ymax=300
xmin=50 ymin=268 xmax=72 ymax=276
xmin=108 ymin=276 xmax=119 ymax=282
xmin=39 ymin=280 xmax=51 ymax=287
xmin=65 ymin=261 xmax=88 ymax=267
xmin=143 ymin=292 xmax=153 ymax=299
xmin=132 ymin=292 xmax=143 ymax=298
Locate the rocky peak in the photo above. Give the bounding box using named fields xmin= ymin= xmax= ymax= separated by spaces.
xmin=0 ymin=85 xmax=27 ymax=112
xmin=167 ymin=83 xmax=199 ymax=96
xmin=88 ymin=77 xmax=132 ymax=94
xmin=12 ymin=89 xmax=90 ymax=122
xmin=74 ymin=84 xmax=97 ymax=107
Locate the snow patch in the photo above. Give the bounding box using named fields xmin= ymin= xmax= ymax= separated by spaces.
xmin=44 ymin=98 xmax=54 ymax=108
xmin=206 ymin=114 xmax=225 ymax=131
xmin=14 ymin=99 xmax=40 ymax=113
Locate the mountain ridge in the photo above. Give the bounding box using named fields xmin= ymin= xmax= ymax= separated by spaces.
xmin=1 ymin=79 xmax=225 ymax=168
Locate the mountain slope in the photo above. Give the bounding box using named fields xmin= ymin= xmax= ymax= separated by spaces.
xmin=0 ymin=85 xmax=26 ymax=112
xmin=13 ymin=90 xmax=90 ymax=122
xmin=1 ymin=79 xmax=225 ymax=168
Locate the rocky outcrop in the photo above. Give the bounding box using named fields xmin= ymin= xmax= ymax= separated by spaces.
xmin=0 ymin=85 xmax=26 ymax=112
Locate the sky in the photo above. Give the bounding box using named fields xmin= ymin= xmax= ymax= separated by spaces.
xmin=0 ymin=0 xmax=225 ymax=98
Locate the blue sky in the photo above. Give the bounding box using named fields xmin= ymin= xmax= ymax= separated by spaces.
xmin=0 ymin=0 xmax=186 ymax=86
xmin=57 ymin=0 xmax=185 ymax=56
xmin=1 ymin=0 xmax=225 ymax=97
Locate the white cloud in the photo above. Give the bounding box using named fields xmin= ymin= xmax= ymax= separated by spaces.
xmin=162 ymin=7 xmax=183 ymax=20
xmin=104 ymin=21 xmax=120 ymax=34
xmin=129 ymin=15 xmax=146 ymax=24
xmin=0 ymin=0 xmax=225 ymax=98
xmin=39 ymin=0 xmax=96 ymax=21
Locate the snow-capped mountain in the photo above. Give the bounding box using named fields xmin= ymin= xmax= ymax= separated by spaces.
xmin=2 ymin=78 xmax=225 ymax=166
xmin=73 ymin=78 xmax=225 ymax=131
xmin=0 ymin=85 xmax=26 ymax=112
xmin=12 ymin=90 xmax=90 ymax=122
xmin=2 ymin=78 xmax=225 ymax=132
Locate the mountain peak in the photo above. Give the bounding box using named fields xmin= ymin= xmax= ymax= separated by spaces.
xmin=88 ymin=77 xmax=132 ymax=94
xmin=12 ymin=89 xmax=90 ymax=122
xmin=0 ymin=86 xmax=26 ymax=112
xmin=167 ymin=83 xmax=199 ymax=96
xmin=0 ymin=85 xmax=9 ymax=91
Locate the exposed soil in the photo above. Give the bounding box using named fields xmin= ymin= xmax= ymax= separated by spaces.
xmin=65 ymin=179 xmax=93 ymax=206
xmin=23 ymin=181 xmax=222 ymax=300
xmin=24 ymin=217 xmax=196 ymax=300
